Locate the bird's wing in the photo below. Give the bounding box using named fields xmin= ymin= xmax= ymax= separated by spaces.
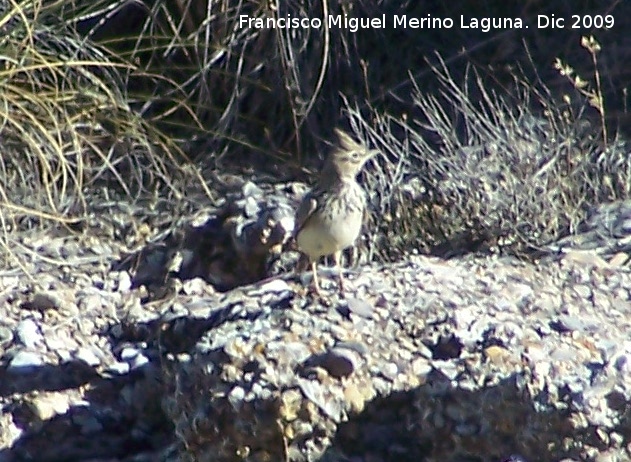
xmin=294 ymin=192 xmax=319 ymax=237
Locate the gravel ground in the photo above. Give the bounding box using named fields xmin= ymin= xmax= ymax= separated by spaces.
xmin=1 ymin=188 xmax=631 ymax=462
xmin=164 ymin=250 xmax=631 ymax=462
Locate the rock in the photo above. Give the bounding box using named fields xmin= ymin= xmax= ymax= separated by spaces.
xmin=4 ymin=193 xmax=631 ymax=461
xmin=160 ymin=254 xmax=631 ymax=461
xmin=15 ymin=319 xmax=43 ymax=348
xmin=8 ymin=351 xmax=44 ymax=369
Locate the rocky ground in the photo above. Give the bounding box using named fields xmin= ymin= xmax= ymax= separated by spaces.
xmin=1 ymin=183 xmax=631 ymax=462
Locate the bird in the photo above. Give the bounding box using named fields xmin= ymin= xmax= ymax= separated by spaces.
xmin=293 ymin=129 xmax=377 ymax=296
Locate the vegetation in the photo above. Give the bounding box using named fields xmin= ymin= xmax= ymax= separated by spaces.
xmin=0 ymin=0 xmax=629 ymax=269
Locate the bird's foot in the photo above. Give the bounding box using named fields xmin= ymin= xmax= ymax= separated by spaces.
xmin=306 ymin=283 xmax=332 ymax=306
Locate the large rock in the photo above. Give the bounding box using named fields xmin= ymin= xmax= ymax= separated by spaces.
xmin=162 ymin=253 xmax=631 ymax=461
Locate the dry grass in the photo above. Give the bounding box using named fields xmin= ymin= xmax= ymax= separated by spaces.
xmin=0 ymin=0 xmax=211 ymax=270
xmin=348 ymin=57 xmax=631 ymax=261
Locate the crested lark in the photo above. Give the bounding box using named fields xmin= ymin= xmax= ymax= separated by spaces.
xmin=294 ymin=130 xmax=377 ymax=295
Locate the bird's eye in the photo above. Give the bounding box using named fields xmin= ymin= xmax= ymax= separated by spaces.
xmin=351 ymin=152 xmax=360 ymax=161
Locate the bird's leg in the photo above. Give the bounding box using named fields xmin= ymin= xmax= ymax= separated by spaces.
xmin=311 ymin=260 xmax=323 ymax=297
xmin=333 ymin=251 xmax=345 ymax=293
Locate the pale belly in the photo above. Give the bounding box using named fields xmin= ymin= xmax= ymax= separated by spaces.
xmin=296 ymin=209 xmax=363 ymax=259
